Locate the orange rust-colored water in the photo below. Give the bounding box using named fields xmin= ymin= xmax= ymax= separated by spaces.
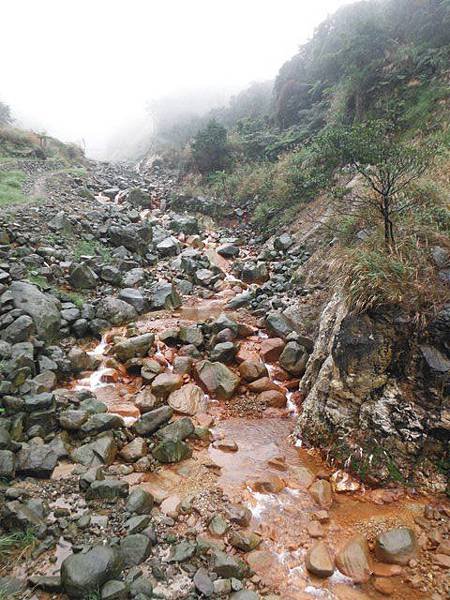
xmin=70 ymin=294 xmax=444 ymax=600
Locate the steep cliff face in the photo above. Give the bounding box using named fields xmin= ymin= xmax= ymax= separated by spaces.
xmin=297 ymin=295 xmax=449 ymax=491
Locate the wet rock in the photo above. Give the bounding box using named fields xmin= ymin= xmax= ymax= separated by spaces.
xmin=373 ymin=577 xmax=394 ymax=596
xmin=273 ymin=233 xmax=294 ymax=252
xmin=213 ymin=550 xmax=247 ymax=579
xmin=238 ymin=359 xmax=268 ymax=382
xmin=151 ymin=373 xmax=183 ymax=397
xmin=96 ymin=296 xmax=138 ymax=325
xmin=335 ymin=535 xmax=372 ymax=583
xmin=0 ymin=450 xmax=15 ymax=478
xmin=71 ymin=433 xmax=117 ymax=466
xmin=118 ymin=288 xmax=147 ymax=313
xmin=195 ymin=360 xmax=240 ymax=400
xmin=86 ymin=479 xmax=129 ymax=500
xmin=156 ymin=417 xmax=194 ymax=442
xmin=28 ymin=575 xmax=62 ymax=593
xmin=217 ymin=244 xmax=239 ymax=258
xmin=59 ymin=409 xmax=89 ymax=431
xmin=120 ymin=534 xmax=152 ymax=566
xmin=291 ymin=466 xmax=315 ymax=488
xmin=193 ymin=567 xmax=214 ymax=597
xmin=305 ymin=542 xmax=334 ymax=578
xmin=211 ymin=341 xmax=237 ymax=364
xmin=61 ymin=544 xmax=123 ymax=598
xmin=265 ymin=312 xmax=295 ymax=339
xmin=279 ymin=341 xmax=309 ymax=376
xmin=257 ymin=390 xmax=287 ymax=408
xmin=129 ymin=576 xmax=153 ymax=597
xmin=167 ymin=540 xmax=196 ymax=562
xmin=112 ymin=333 xmax=154 ymax=362
xmin=132 ymin=406 xmax=173 ymax=435
xmin=69 ymin=263 xmax=98 ymax=289
xmin=167 ymin=383 xmax=207 ymax=415
xmin=179 ymin=324 xmax=204 ymax=347
xmin=309 ymin=479 xmax=333 ymax=509
xmin=8 ymin=281 xmax=61 ymax=341
xmin=16 ymin=442 xmax=61 ymax=478
xmin=374 ymin=528 xmax=417 ymax=565
xmin=119 ymin=437 xmax=148 ymax=462
xmin=81 ymin=413 xmax=124 ymax=434
xmin=229 ymin=531 xmax=261 ymax=552
xmin=1 ymin=314 xmax=34 ymax=343
xmin=68 ymin=347 xmax=98 ymax=373
xmin=152 ymin=439 xmax=192 ymax=463
xmin=127 ymin=187 xmax=149 ymax=208
xmin=226 ymin=504 xmax=252 ymax=527
xmin=101 ymin=579 xmax=128 ymax=600
xmin=126 ymin=488 xmax=154 ymax=515
xmin=134 ymin=387 xmax=159 ymax=413
xmin=157 ymin=236 xmax=181 ymax=257
xmin=148 ymin=282 xmax=181 ymax=310
xmin=260 ymin=338 xmax=286 ymax=362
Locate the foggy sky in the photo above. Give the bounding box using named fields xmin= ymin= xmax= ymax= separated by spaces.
xmin=1 ymin=0 xmax=352 ymax=158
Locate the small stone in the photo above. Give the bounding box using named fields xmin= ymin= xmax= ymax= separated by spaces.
xmin=305 ymin=542 xmax=334 ymax=578
xmin=373 ymin=577 xmax=394 ymax=596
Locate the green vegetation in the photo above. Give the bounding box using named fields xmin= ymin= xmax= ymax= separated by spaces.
xmin=152 ymin=0 xmax=449 ymax=316
xmin=26 ymin=272 xmax=49 ymax=289
xmin=192 ymin=120 xmax=230 ymax=173
xmin=0 ymin=529 xmax=38 ymax=566
xmin=0 ymin=169 xmax=26 ymax=206
xmin=74 ymin=239 xmax=112 ymax=262
xmin=317 ymin=119 xmax=439 ymax=247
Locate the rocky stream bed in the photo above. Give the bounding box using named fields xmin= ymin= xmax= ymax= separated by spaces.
xmin=0 ymin=159 xmax=448 ymax=600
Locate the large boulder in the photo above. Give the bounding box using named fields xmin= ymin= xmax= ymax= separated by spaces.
xmin=195 ymin=360 xmax=240 ymax=400
xmin=374 ymin=528 xmax=417 ymax=565
xmin=167 ymin=384 xmax=207 ymax=415
xmin=127 ymin=187 xmax=149 ymax=208
xmin=148 ymin=282 xmax=181 ymax=310
xmin=305 ymin=542 xmax=335 ymax=578
xmin=156 ymin=236 xmax=181 ymax=257
xmin=108 ymin=223 xmax=152 ymax=254
xmin=279 ymin=341 xmax=309 ymax=376
xmin=16 ymin=443 xmax=62 ymax=478
xmin=335 ymin=535 xmax=372 ymax=583
xmin=69 ymin=264 xmax=98 ymax=289
xmin=96 ymin=297 xmax=137 ymax=325
xmin=7 ymin=281 xmax=61 ymax=342
xmin=132 ymin=406 xmax=173 ymax=436
xmin=112 ymin=333 xmax=154 ymax=362
xmin=61 ymin=545 xmax=123 ymax=598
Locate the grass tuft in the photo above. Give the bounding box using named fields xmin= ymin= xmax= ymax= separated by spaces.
xmin=0 ymin=170 xmax=26 ymax=206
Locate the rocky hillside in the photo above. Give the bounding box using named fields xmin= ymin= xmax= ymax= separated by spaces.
xmin=0 ymin=139 xmax=448 ymax=600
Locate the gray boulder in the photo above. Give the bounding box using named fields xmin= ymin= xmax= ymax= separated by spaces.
xmin=148 ymin=282 xmax=181 ymax=310
xmin=69 ymin=264 xmax=98 ymax=289
xmin=8 ymin=281 xmax=61 ymax=341
xmin=96 ymin=296 xmax=137 ymax=325
xmin=61 ymin=545 xmax=123 ymax=598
